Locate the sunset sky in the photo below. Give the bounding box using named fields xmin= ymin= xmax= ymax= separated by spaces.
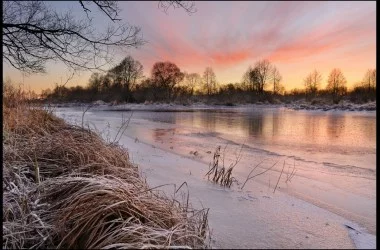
xmin=3 ymin=1 xmax=376 ymax=94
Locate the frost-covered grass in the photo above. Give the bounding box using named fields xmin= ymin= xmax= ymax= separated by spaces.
xmin=3 ymin=86 xmax=210 ymax=249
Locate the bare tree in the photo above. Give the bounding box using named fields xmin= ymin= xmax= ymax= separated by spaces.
xmin=203 ymin=67 xmax=217 ymax=96
xmin=3 ymin=1 xmax=196 ymax=74
xmin=304 ymin=74 xmax=313 ymax=94
xmin=277 ymin=84 xmax=286 ymax=95
xmin=151 ymin=61 xmax=184 ymax=100
xmin=304 ymin=69 xmax=322 ymax=96
xmin=108 ymin=56 xmax=144 ymax=101
xmin=326 ymin=68 xmax=347 ymax=101
xmin=100 ymin=73 xmax=112 ymax=92
xmin=242 ymin=66 xmax=260 ymax=92
xmin=241 ymin=66 xmax=252 ymax=91
xmin=362 ymin=69 xmax=376 ymax=91
xmin=370 ymin=69 xmax=376 ymax=89
xmin=254 ymin=59 xmax=272 ymax=94
xmin=271 ymin=66 xmax=282 ymax=95
xmin=87 ymin=72 xmax=102 ymax=93
xmin=184 ymin=72 xmax=201 ymax=95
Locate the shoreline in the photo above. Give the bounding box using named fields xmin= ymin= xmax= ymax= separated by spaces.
xmin=45 ymin=100 xmax=377 ymax=113
xmin=114 ymin=128 xmax=376 ymax=249
xmin=54 ymin=107 xmax=376 ymax=249
xmin=3 ymin=105 xmax=210 ymax=248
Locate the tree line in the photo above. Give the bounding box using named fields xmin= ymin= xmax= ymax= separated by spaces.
xmin=4 ymin=1 xmax=375 ymax=105
xmin=41 ymin=56 xmax=376 ymax=104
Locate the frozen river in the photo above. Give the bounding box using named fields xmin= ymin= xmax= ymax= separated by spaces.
xmin=54 ymin=105 xmax=376 ymax=248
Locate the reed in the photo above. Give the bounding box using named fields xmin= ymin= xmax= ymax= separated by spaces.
xmin=205 ymin=144 xmax=243 ymax=188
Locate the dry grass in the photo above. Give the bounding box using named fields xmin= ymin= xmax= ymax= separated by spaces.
xmin=205 ymin=144 xmax=243 ymax=188
xmin=285 ymin=160 xmax=297 ymax=184
xmin=3 ymin=84 xmax=210 ymax=249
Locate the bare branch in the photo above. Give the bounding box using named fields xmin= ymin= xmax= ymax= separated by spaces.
xmin=158 ymin=1 xmax=197 ymax=15
xmin=90 ymin=1 xmax=122 ymax=22
xmin=3 ymin=1 xmax=144 ymax=74
xmin=79 ymin=1 xmax=91 ymax=13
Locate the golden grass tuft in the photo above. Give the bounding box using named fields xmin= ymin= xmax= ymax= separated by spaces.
xmin=3 ymin=84 xmax=210 ymax=249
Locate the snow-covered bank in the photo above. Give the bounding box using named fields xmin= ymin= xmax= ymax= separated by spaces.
xmin=50 ymin=102 xmax=275 ymax=112
xmin=47 ymin=99 xmax=376 ymax=113
xmin=285 ymin=100 xmax=376 ymax=112
xmin=54 ymin=108 xmax=376 ymax=249
xmin=122 ymin=135 xmax=375 ymax=249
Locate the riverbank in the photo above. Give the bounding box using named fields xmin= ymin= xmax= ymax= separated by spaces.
xmin=46 ymin=99 xmax=376 ymax=112
xmin=3 ymin=103 xmax=209 ymax=248
xmin=117 ymin=133 xmax=376 ymax=249
xmin=54 ymin=106 xmax=376 ymax=249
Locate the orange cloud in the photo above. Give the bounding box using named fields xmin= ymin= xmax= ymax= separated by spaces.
xmin=210 ymin=49 xmax=252 ymax=67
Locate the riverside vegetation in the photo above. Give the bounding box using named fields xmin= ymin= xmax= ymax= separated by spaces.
xmin=3 ymin=84 xmax=210 ymax=249
xmin=38 ymin=57 xmax=376 ymax=107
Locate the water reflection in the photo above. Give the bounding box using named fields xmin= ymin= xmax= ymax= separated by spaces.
xmin=247 ymin=113 xmax=264 ymax=138
xmin=136 ymin=109 xmax=375 ymax=153
xmin=326 ymin=114 xmax=345 ymax=139
xmin=271 ymin=113 xmax=280 ymax=138
xmin=303 ymin=114 xmax=322 ymax=143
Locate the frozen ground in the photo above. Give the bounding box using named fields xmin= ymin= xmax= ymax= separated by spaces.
xmin=54 ymin=106 xmax=376 ymax=249
xmin=285 ymin=100 xmax=376 ymax=112
xmin=48 ymin=99 xmax=376 ymax=112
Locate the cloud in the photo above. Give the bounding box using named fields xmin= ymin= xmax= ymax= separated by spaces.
xmin=12 ymin=1 xmax=374 ymax=93
xmin=209 ymin=49 xmax=252 ymax=67
xmin=267 ymin=3 xmax=376 ymax=63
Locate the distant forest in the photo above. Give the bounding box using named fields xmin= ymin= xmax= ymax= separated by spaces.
xmin=3 ymin=1 xmax=375 ymax=106
xmin=40 ymin=56 xmax=376 ymax=105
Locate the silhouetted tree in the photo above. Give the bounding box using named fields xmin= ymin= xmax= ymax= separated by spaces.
xmin=88 ymin=73 xmax=102 ymax=93
xmin=203 ymin=67 xmax=217 ymax=96
xmin=242 ymin=66 xmax=251 ymax=91
xmin=271 ymin=66 xmax=282 ymax=95
xmin=151 ymin=61 xmax=184 ymax=100
xmin=304 ymin=69 xmax=322 ymax=96
xmin=100 ymin=74 xmax=112 ymax=92
xmin=326 ymin=68 xmax=347 ymax=103
xmin=184 ymin=72 xmax=201 ymax=95
xmin=242 ymin=66 xmax=260 ymax=92
xmin=254 ymin=59 xmax=272 ymax=94
xmin=108 ymin=56 xmax=144 ymax=101
xmin=362 ymin=69 xmax=376 ymax=91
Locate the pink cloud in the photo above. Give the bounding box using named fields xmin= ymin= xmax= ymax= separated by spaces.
xmin=130 ymin=1 xmax=375 ymax=84
xmin=267 ymin=11 xmax=375 ymax=63
xmin=209 ymin=49 xmax=252 ymax=67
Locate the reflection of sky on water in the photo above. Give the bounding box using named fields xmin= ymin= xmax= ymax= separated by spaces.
xmin=54 ymin=107 xmax=377 ymax=239
xmin=54 ymin=107 xmax=376 ymax=172
xmin=134 ymin=110 xmax=375 ymax=155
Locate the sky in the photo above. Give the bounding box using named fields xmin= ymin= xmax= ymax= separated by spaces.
xmin=3 ymin=1 xmax=376 ymax=94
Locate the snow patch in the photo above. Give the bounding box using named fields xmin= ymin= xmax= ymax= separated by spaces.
xmin=345 ymin=223 xmax=376 ymax=249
